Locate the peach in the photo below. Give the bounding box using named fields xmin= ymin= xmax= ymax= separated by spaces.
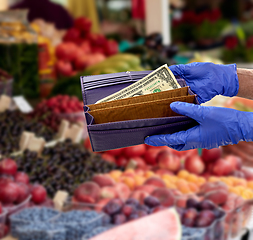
xmin=120 ymin=176 xmax=136 ymax=190
xmin=109 ymin=170 xmax=122 ymax=181
xmin=151 ymin=188 xmax=174 ymax=207
xmin=213 ymin=158 xmax=234 ymax=176
xmin=163 ymin=179 xmax=176 ymax=189
xmin=100 ymin=186 xmax=118 ymax=199
xmin=205 ymin=190 xmax=228 ymax=206
xmin=115 ymin=183 xmax=131 ymax=201
xmin=135 ymin=185 xmax=156 ymax=194
xmin=157 ymin=152 xmax=181 ymax=173
xmin=134 ymin=176 xmax=145 ymax=186
xmin=74 ymin=182 xmax=101 ymax=203
xmin=122 ymin=172 xmax=136 ymax=178
xmin=170 ymin=189 xmax=183 ymax=197
xmin=155 ymin=169 xmax=174 ymax=177
xmin=185 ymin=155 xmax=205 ymax=175
xmin=92 ymin=174 xmax=115 ymax=187
xmin=144 ymin=177 xmax=166 ymax=188
xmin=135 ymin=169 xmax=145 ymax=176
xmin=175 ymin=195 xmax=188 ymax=208
xmin=177 ymin=170 xmax=190 ymax=179
xmin=130 ymin=190 xmax=149 ymax=204
xmin=144 ymin=170 xmax=156 ymax=178
xmin=225 ymin=155 xmax=242 ymax=171
xmin=199 ymin=181 xmax=228 ymax=195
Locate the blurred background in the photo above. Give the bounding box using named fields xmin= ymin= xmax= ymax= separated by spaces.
xmin=1 ymin=0 xmax=253 ymax=164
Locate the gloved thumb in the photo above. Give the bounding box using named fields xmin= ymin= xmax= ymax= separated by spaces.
xmin=170 ymin=102 xmax=205 ymax=123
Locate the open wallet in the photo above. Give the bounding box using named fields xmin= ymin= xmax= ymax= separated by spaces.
xmin=80 ymin=71 xmax=199 ymax=152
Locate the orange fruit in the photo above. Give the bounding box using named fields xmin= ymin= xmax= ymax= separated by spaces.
xmin=188 ymin=182 xmax=199 ymax=192
xmin=177 ymin=170 xmax=190 ymax=179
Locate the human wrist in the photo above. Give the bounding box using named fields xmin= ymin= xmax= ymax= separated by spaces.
xmin=237 ymin=68 xmax=253 ymax=99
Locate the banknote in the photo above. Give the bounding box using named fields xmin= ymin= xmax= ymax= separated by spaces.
xmin=96 ymin=64 xmax=181 ymax=104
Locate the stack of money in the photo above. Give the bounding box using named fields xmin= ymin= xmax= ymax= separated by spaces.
xmin=96 ymin=64 xmax=181 ymax=103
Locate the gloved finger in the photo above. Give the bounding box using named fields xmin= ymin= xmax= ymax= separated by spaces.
xmin=169 ymin=64 xmax=185 ymax=76
xmin=170 ymin=102 xmax=205 ymax=123
xmin=145 ymin=125 xmax=200 ymax=151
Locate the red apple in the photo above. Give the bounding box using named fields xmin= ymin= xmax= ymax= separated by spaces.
xmin=74 ymin=54 xmax=90 ymax=71
xmin=74 ymin=182 xmax=101 ymax=203
xmin=104 ymin=39 xmax=119 ymax=56
xmin=143 ymin=148 xmax=161 ymax=165
xmin=0 ymin=182 xmax=19 ymax=204
xmin=185 ymin=155 xmax=205 ymax=175
xmin=80 ymin=41 xmax=92 ymax=54
xmin=124 ymin=145 xmax=146 ymax=158
xmin=15 ymin=172 xmax=29 ymax=185
xmin=88 ymin=33 xmax=107 ymax=47
xmin=16 ymin=183 xmax=30 ymax=204
xmin=201 ymin=148 xmax=222 ymax=163
xmin=84 ymin=138 xmax=92 ymax=151
xmin=55 ymin=60 xmax=74 ymax=77
xmin=55 ymin=42 xmax=79 ymax=61
xmin=129 ymin=157 xmax=147 ymax=169
xmin=74 ymin=17 xmax=92 ymax=33
xmin=101 ymin=153 xmax=116 ymax=164
xmin=31 ymin=185 xmax=47 ymax=204
xmin=0 ymin=158 xmax=17 ymax=176
xmin=157 ymin=152 xmax=181 ymax=173
xmin=116 ymin=156 xmax=128 ymax=167
xmin=212 ymin=158 xmax=234 ymax=176
xmin=106 ymin=148 xmax=123 ymax=157
xmin=63 ymin=28 xmax=81 ymax=43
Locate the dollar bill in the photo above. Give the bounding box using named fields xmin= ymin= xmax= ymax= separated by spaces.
xmin=96 ymin=64 xmax=181 ymax=104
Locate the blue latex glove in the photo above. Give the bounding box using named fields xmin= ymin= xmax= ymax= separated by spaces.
xmin=145 ymin=102 xmax=253 ymax=150
xmin=169 ymin=62 xmax=239 ymax=104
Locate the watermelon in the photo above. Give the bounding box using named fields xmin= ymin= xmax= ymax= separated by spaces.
xmin=91 ymin=208 xmax=181 ymax=240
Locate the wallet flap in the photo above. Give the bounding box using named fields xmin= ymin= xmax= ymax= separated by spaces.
xmin=89 ymin=95 xmax=196 ymax=124
xmin=87 ymin=87 xmax=190 ymax=111
xmin=80 ymin=71 xmax=189 ymax=105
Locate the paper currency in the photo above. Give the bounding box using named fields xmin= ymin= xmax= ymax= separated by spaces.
xmin=96 ymin=64 xmax=181 ymax=103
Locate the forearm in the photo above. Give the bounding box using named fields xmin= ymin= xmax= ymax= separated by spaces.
xmin=237 ymin=68 xmax=253 ymax=99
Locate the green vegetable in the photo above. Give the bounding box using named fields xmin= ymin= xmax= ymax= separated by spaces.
xmin=0 ymin=43 xmax=39 ymax=98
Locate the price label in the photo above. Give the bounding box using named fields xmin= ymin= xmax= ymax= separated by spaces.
xmin=13 ymin=96 xmax=33 ymax=113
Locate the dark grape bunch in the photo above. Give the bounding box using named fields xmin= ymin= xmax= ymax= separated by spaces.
xmin=14 ymin=139 xmax=117 ymax=197
xmin=0 ymin=110 xmax=54 ymax=156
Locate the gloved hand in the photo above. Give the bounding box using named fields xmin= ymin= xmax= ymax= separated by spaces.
xmin=145 ymin=102 xmax=253 ymax=150
xmin=169 ymin=62 xmax=239 ymax=104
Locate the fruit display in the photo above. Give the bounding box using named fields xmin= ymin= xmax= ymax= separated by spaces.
xmin=29 ymin=95 xmax=84 ymax=131
xmin=13 ymin=139 xmax=117 ymax=197
xmin=10 ymin=207 xmax=110 ymax=240
xmin=0 ymin=158 xmax=51 ymax=238
xmin=51 ymin=53 xmax=144 ymax=100
xmin=55 ymin=17 xmax=118 ymax=77
xmin=176 ymin=198 xmax=226 ymax=240
xmin=0 ymin=110 xmax=54 ymax=156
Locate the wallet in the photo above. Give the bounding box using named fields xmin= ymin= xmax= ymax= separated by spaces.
xmin=81 ymin=71 xmax=199 ymax=152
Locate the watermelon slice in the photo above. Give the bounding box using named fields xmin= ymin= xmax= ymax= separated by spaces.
xmin=91 ymin=208 xmax=181 ymax=240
